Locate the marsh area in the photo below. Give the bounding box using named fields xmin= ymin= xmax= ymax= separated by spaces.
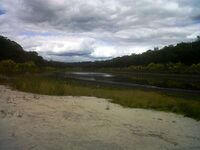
xmin=55 ymin=71 xmax=200 ymax=92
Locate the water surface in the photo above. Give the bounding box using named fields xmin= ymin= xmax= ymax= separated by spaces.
xmin=56 ymin=71 xmax=200 ymax=93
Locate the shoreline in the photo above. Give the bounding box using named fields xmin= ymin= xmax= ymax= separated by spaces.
xmin=0 ymin=85 xmax=200 ymax=149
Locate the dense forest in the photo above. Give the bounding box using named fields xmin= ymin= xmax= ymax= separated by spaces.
xmin=0 ymin=36 xmax=45 ymax=66
xmin=0 ymin=35 xmax=200 ymax=74
xmin=71 ymin=37 xmax=200 ymax=68
xmin=0 ymin=36 xmax=70 ymax=69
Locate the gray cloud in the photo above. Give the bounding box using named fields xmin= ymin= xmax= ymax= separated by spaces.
xmin=0 ymin=0 xmax=200 ymax=62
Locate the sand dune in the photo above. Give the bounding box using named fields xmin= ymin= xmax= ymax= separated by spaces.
xmin=0 ymin=85 xmax=200 ymax=150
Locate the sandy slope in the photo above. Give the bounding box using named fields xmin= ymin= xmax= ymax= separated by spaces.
xmin=0 ymin=85 xmax=200 ymax=150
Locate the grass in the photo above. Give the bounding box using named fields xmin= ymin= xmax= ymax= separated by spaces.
xmin=1 ymin=74 xmax=200 ymax=120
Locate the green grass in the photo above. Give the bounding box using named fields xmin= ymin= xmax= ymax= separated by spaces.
xmin=1 ymin=74 xmax=200 ymax=120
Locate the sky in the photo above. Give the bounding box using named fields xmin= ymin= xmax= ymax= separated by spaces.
xmin=0 ymin=0 xmax=200 ymax=62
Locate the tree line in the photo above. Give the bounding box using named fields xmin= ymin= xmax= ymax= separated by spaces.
xmin=99 ymin=62 xmax=200 ymax=74
xmin=0 ymin=35 xmax=71 ymax=69
xmin=0 ymin=36 xmax=45 ymax=66
xmin=70 ymin=37 xmax=200 ymax=68
xmin=0 ymin=35 xmax=200 ymax=74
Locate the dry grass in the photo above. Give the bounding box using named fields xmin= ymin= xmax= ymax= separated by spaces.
xmin=4 ymin=75 xmax=200 ymax=120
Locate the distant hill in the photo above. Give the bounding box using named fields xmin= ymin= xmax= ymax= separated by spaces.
xmin=1 ymin=35 xmax=200 ymax=68
xmin=0 ymin=36 xmax=45 ymax=66
xmin=109 ymin=39 xmax=200 ymax=67
xmin=71 ymin=38 xmax=200 ymax=68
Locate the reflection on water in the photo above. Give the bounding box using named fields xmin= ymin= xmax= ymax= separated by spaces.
xmin=61 ymin=72 xmax=200 ymax=92
xmin=71 ymin=72 xmax=113 ymax=77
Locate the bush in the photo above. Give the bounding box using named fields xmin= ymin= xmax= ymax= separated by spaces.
xmin=116 ymin=62 xmax=200 ymax=74
xmin=0 ymin=60 xmax=38 ymax=75
xmin=0 ymin=59 xmax=16 ymax=75
xmin=186 ymin=63 xmax=200 ymax=74
xmin=147 ymin=63 xmax=165 ymax=72
xmin=166 ymin=62 xmax=186 ymax=73
xmin=16 ymin=61 xmax=38 ymax=73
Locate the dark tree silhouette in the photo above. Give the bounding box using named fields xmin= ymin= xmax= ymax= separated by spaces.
xmin=1 ymin=35 xmax=200 ymax=69
xmin=0 ymin=36 xmax=45 ymax=66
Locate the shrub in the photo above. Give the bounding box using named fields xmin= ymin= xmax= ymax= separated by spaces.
xmin=0 ymin=60 xmax=38 ymax=75
xmin=0 ymin=59 xmax=16 ymax=75
xmin=147 ymin=63 xmax=165 ymax=72
xmin=16 ymin=61 xmax=38 ymax=73
xmin=187 ymin=63 xmax=200 ymax=74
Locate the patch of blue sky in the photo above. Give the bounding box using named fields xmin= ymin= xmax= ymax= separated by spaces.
xmin=21 ymin=31 xmax=53 ymax=37
xmin=0 ymin=9 xmax=5 ymax=15
xmin=193 ymin=19 xmax=200 ymax=24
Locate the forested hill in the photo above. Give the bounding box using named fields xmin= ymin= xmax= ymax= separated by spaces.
xmin=0 ymin=36 xmax=45 ymax=66
xmin=1 ymin=35 xmax=200 ymax=68
xmin=72 ymin=38 xmax=200 ymax=68
xmin=110 ymin=39 xmax=200 ymax=67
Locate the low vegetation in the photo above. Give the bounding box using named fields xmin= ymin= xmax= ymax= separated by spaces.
xmin=96 ymin=62 xmax=200 ymax=74
xmin=0 ymin=60 xmax=38 ymax=75
xmin=1 ymin=74 xmax=198 ymax=120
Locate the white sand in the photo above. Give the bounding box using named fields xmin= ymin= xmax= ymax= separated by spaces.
xmin=0 ymin=85 xmax=200 ymax=150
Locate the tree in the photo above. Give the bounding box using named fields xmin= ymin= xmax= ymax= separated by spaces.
xmin=0 ymin=35 xmax=45 ymax=66
xmin=197 ymin=36 xmax=200 ymax=42
xmin=153 ymin=47 xmax=159 ymax=51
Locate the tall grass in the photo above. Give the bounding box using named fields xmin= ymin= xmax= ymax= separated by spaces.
xmin=8 ymin=75 xmax=200 ymax=120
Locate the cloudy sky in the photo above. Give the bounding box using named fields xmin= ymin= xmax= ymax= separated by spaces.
xmin=0 ymin=0 xmax=200 ymax=62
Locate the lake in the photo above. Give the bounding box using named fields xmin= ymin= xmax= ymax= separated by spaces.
xmin=54 ymin=71 xmax=200 ymax=93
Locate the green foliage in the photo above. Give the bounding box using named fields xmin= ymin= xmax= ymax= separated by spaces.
xmin=147 ymin=63 xmax=165 ymax=72
xmin=16 ymin=61 xmax=38 ymax=73
xmin=187 ymin=63 xmax=200 ymax=74
xmin=0 ymin=60 xmax=16 ymax=75
xmin=113 ymin=62 xmax=200 ymax=74
xmin=0 ymin=35 xmax=75 ymax=69
xmin=70 ymin=39 xmax=200 ymax=68
xmin=1 ymin=35 xmax=200 ymax=71
xmin=0 ymin=60 xmax=38 ymax=75
xmin=166 ymin=62 xmax=185 ymax=73
xmin=0 ymin=36 xmax=45 ymax=66
xmin=44 ymin=66 xmax=57 ymax=72
xmin=10 ymin=75 xmax=200 ymax=120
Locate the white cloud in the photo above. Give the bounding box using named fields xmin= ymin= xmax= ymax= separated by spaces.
xmin=0 ymin=0 xmax=200 ymax=62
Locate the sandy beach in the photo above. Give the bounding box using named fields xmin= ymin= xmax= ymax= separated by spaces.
xmin=0 ymin=85 xmax=200 ymax=150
